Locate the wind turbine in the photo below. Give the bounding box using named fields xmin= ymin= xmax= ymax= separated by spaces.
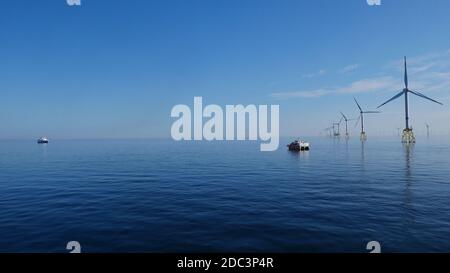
xmin=340 ymin=112 xmax=356 ymax=138
xmin=324 ymin=127 xmax=333 ymax=138
xmin=332 ymin=121 xmax=341 ymax=137
xmin=377 ymin=57 xmax=443 ymax=143
xmin=354 ymin=98 xmax=380 ymax=141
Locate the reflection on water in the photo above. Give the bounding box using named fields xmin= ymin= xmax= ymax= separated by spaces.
xmin=287 ymin=149 xmax=310 ymax=161
xmin=403 ymin=143 xmax=414 ymax=179
xmin=402 ymin=143 xmax=415 ymax=226
xmin=299 ymin=150 xmax=310 ymax=160
xmin=38 ymin=143 xmax=48 ymax=159
xmin=360 ymin=140 xmax=366 ymax=172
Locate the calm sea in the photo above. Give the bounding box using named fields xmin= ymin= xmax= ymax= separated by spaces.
xmin=1 ymin=137 xmax=450 ymax=253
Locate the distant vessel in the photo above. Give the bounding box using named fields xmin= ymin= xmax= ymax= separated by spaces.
xmin=37 ymin=137 xmax=49 ymax=144
xmin=287 ymin=140 xmax=310 ymax=151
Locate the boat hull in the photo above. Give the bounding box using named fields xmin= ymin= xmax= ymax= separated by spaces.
xmin=37 ymin=138 xmax=49 ymax=144
xmin=287 ymin=141 xmax=310 ymax=151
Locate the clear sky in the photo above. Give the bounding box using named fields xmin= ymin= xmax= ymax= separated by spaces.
xmin=1 ymin=0 xmax=450 ymax=139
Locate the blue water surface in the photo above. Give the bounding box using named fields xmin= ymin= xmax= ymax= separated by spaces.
xmin=1 ymin=137 xmax=450 ymax=252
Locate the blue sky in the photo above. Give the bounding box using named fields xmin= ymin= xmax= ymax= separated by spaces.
xmin=1 ymin=0 xmax=450 ymax=139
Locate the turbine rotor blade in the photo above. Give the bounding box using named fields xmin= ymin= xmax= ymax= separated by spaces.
xmin=355 ymin=114 xmax=361 ymax=128
xmin=340 ymin=111 xmax=348 ymax=121
xmin=404 ymin=56 xmax=408 ymax=89
xmin=409 ymin=90 xmax=444 ymax=105
xmin=363 ymin=111 xmax=381 ymax=114
xmin=377 ymin=90 xmax=404 ymax=108
xmin=354 ymin=98 xmax=362 ymax=112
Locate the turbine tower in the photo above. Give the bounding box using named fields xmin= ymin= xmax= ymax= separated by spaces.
xmin=332 ymin=121 xmax=341 ymax=137
xmin=426 ymin=123 xmax=430 ymax=138
xmin=377 ymin=57 xmax=443 ymax=143
xmin=324 ymin=127 xmax=333 ymax=138
xmin=354 ymin=98 xmax=380 ymax=141
xmin=340 ymin=112 xmax=355 ymax=138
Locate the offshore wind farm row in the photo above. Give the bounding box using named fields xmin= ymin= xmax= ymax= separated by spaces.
xmin=324 ymin=57 xmax=444 ymax=143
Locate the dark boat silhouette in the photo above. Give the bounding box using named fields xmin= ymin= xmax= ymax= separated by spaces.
xmin=287 ymin=140 xmax=310 ymax=151
xmin=37 ymin=137 xmax=49 ymax=144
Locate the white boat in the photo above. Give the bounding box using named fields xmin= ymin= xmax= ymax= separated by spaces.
xmin=287 ymin=140 xmax=310 ymax=151
xmin=37 ymin=137 xmax=49 ymax=144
